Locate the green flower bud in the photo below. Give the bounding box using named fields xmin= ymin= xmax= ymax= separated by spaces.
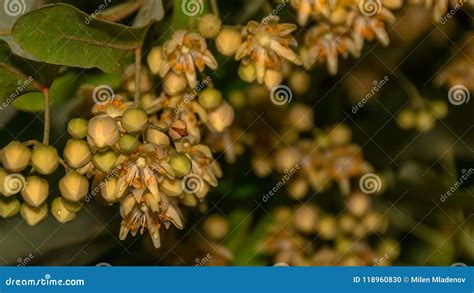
xmin=238 ymin=62 xmax=256 ymax=82
xmin=31 ymin=144 xmax=59 ymax=175
xmin=1 ymin=141 xmax=31 ymax=172
xmin=87 ymin=116 xmax=120 ymax=150
xmin=21 ymin=176 xmax=49 ymax=207
xmin=416 ymin=110 xmax=435 ymax=132
xmin=198 ymin=88 xmax=223 ymax=110
xmin=0 ymin=197 xmax=21 ymax=218
xmin=146 ymin=128 xmax=170 ymax=146
xmin=121 ymin=108 xmax=149 ymax=134
xmin=67 ymin=118 xmax=88 ymax=139
xmin=20 ymin=203 xmax=48 ymax=226
xmin=61 ymin=198 xmax=82 ymax=213
xmin=118 ymin=134 xmax=139 ymax=154
xmin=59 ymin=171 xmax=89 ymax=202
xmin=163 ymin=72 xmax=187 ymax=96
xmin=169 ymin=153 xmax=192 ymax=178
xmin=397 ymin=109 xmax=416 ymax=129
xmin=431 ymin=100 xmax=448 ymax=118
xmin=64 ymin=139 xmax=92 ymax=169
xmin=101 ymin=177 xmax=118 ymax=203
xmin=159 ymin=179 xmax=183 ymax=197
xmin=92 ymin=151 xmax=117 ymax=173
xmin=198 ymin=14 xmax=222 ymax=38
xmin=51 ymin=197 xmax=77 ymax=223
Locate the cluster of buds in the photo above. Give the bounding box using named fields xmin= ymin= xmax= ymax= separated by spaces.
xmin=262 ymin=201 xmax=400 ymax=266
xmin=0 ymin=141 xmax=62 ymax=225
xmin=293 ymin=0 xmax=403 ymax=75
xmin=397 ymin=99 xmax=448 ymax=132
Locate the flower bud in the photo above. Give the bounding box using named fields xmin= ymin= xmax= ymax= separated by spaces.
xmin=67 ymin=118 xmax=88 ymax=139
xmin=169 ymin=153 xmax=192 ymax=178
xmin=144 ymin=192 xmax=160 ymax=213
xmin=118 ymin=134 xmax=139 ymax=154
xmin=20 ymin=203 xmax=47 ymax=226
xmin=59 ymin=171 xmax=89 ymax=202
xmin=274 ymin=147 xmax=300 ymax=173
xmin=21 ymin=176 xmax=49 ymax=207
xmin=0 ymin=197 xmax=21 ymax=218
xmin=416 ymin=110 xmax=435 ymax=132
xmin=198 ymin=14 xmax=222 ymax=38
xmin=0 ymin=168 xmax=10 ymax=196
xmin=431 ymin=100 xmax=448 ymax=118
xmin=397 ymin=109 xmax=416 ymax=129
xmin=327 ymin=124 xmax=352 ymax=145
xmin=146 ymin=128 xmax=170 ymax=146
xmin=121 ymin=108 xmax=149 ymax=134
xmin=169 ymin=120 xmax=188 ymax=140
xmin=160 ymin=179 xmax=183 ymax=197
xmin=64 ymin=139 xmax=92 ymax=168
xmin=1 ymin=141 xmax=30 ymax=172
xmin=228 ymin=90 xmax=246 ymax=109
xmin=347 ymin=192 xmax=370 ymax=217
xmin=88 ymin=116 xmax=120 ymax=150
xmin=51 ymin=197 xmax=77 ymax=223
xmin=163 ymin=72 xmax=187 ymax=95
xmin=203 ymin=214 xmax=229 ymax=240
xmin=101 ymin=177 xmax=118 ymax=203
xmin=289 ymin=71 xmax=310 ymax=95
xmin=294 ymin=205 xmax=318 ymax=234
xmin=216 ymin=28 xmax=242 ymax=56
xmin=238 ymin=63 xmax=256 ymax=82
xmin=383 ymin=0 xmax=403 ymax=9
xmin=198 ymin=88 xmax=223 ymax=110
xmin=318 ymin=216 xmax=337 ymax=240
xmin=288 ymin=178 xmax=308 ymax=199
xmin=147 ymin=46 xmax=163 ymax=75
xmin=288 ymin=103 xmax=314 ymax=132
xmin=208 ymin=103 xmax=235 ymax=132
xmin=93 ymin=151 xmax=117 ymax=173
xmin=61 ymin=198 xmax=82 ymax=213
xmin=120 ymin=195 xmax=136 ymax=217
xmin=264 ymin=69 xmax=283 ymax=90
xmin=31 ymin=144 xmax=59 ymax=175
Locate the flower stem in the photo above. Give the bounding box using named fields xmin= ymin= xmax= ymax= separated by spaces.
xmin=210 ymin=0 xmax=220 ymax=17
xmin=134 ymin=48 xmax=142 ymax=106
xmin=42 ymin=88 xmax=50 ymax=145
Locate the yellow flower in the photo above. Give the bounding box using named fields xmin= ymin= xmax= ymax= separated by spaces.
xmin=291 ymin=0 xmax=332 ymax=25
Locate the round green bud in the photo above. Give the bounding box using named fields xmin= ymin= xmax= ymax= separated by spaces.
xmin=59 ymin=171 xmax=89 ymax=202
xmin=198 ymin=88 xmax=223 ymax=110
xmin=118 ymin=134 xmax=139 ymax=154
xmin=238 ymin=62 xmax=256 ymax=83
xmin=169 ymin=153 xmax=192 ymax=178
xmin=163 ymin=72 xmax=187 ymax=96
xmin=1 ymin=141 xmax=30 ymax=172
xmin=64 ymin=139 xmax=92 ymax=169
xmin=20 ymin=203 xmax=48 ymax=226
xmin=101 ymin=177 xmax=118 ymax=203
xmin=216 ymin=28 xmax=242 ymax=56
xmin=121 ymin=108 xmax=149 ymax=134
xmin=21 ymin=176 xmax=49 ymax=207
xmin=31 ymin=144 xmax=59 ymax=175
xmin=92 ymin=151 xmax=117 ymax=173
xmin=397 ymin=109 xmax=416 ymax=129
xmin=87 ymin=116 xmax=120 ymax=150
xmin=431 ymin=100 xmax=448 ymax=118
xmin=146 ymin=128 xmax=170 ymax=146
xmin=51 ymin=197 xmax=77 ymax=223
xmin=198 ymin=14 xmax=222 ymax=38
xmin=67 ymin=118 xmax=88 ymax=139
xmin=0 ymin=197 xmax=21 ymax=218
xmin=416 ymin=110 xmax=435 ymax=132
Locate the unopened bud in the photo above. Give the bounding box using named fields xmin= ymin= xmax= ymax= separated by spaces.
xmin=121 ymin=108 xmax=149 ymax=134
xmin=289 ymin=71 xmax=310 ymax=95
xmin=68 ymin=118 xmax=88 ymax=139
xmin=264 ymin=69 xmax=283 ymax=90
xmin=0 ymin=197 xmax=21 ymax=218
xmin=416 ymin=110 xmax=435 ymax=132
xmin=21 ymin=176 xmax=49 ymax=207
xmin=31 ymin=144 xmax=59 ymax=175
xmin=288 ymin=103 xmax=314 ymax=132
xmin=294 ymin=205 xmax=318 ymax=234
xmin=20 ymin=203 xmax=48 ymax=226
xmin=1 ymin=141 xmax=30 ymax=172
xmin=59 ymin=171 xmax=89 ymax=202
xmin=169 ymin=120 xmax=188 ymax=140
xmin=203 ymin=214 xmax=229 ymax=240
xmin=318 ymin=216 xmax=337 ymax=240
xmin=208 ymin=103 xmax=235 ymax=132
xmin=144 ymin=192 xmax=160 ymax=213
xmin=147 ymin=46 xmax=163 ymax=75
xmin=118 ymin=134 xmax=139 ymax=154
xmin=328 ymin=124 xmax=352 ymax=145
xmin=431 ymin=100 xmax=448 ymax=118
xmin=274 ymin=147 xmax=300 ymax=173
xmin=198 ymin=14 xmax=222 ymax=38
xmin=51 ymin=197 xmax=77 ymax=223
xmin=160 ymin=179 xmax=183 ymax=197
xmin=383 ymin=0 xmax=404 ymax=9
xmin=169 ymin=153 xmax=192 ymax=178
xmin=146 ymin=128 xmax=170 ymax=146
xmin=198 ymin=88 xmax=223 ymax=110
xmin=88 ymin=116 xmax=120 ymax=150
xmin=92 ymin=151 xmax=117 ymax=173
xmin=120 ymin=195 xmax=136 ymax=217
xmin=397 ymin=109 xmax=416 ymax=129
xmin=64 ymin=139 xmax=92 ymax=168
xmin=163 ymin=72 xmax=187 ymax=96
xmin=238 ymin=63 xmax=256 ymax=82
xmin=101 ymin=177 xmax=118 ymax=203
xmin=216 ymin=28 xmax=241 ymax=56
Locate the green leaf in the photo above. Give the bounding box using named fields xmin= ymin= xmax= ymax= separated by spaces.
xmin=0 ymin=39 xmax=58 ymax=102
xmin=12 ymin=4 xmax=151 ymax=73
xmin=12 ymin=92 xmax=44 ymax=112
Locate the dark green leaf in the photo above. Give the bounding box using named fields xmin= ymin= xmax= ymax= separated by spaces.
xmin=12 ymin=4 xmax=151 ymax=73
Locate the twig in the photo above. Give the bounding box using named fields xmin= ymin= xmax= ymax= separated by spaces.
xmin=134 ymin=48 xmax=142 ymax=106
xmin=42 ymin=88 xmax=50 ymax=145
